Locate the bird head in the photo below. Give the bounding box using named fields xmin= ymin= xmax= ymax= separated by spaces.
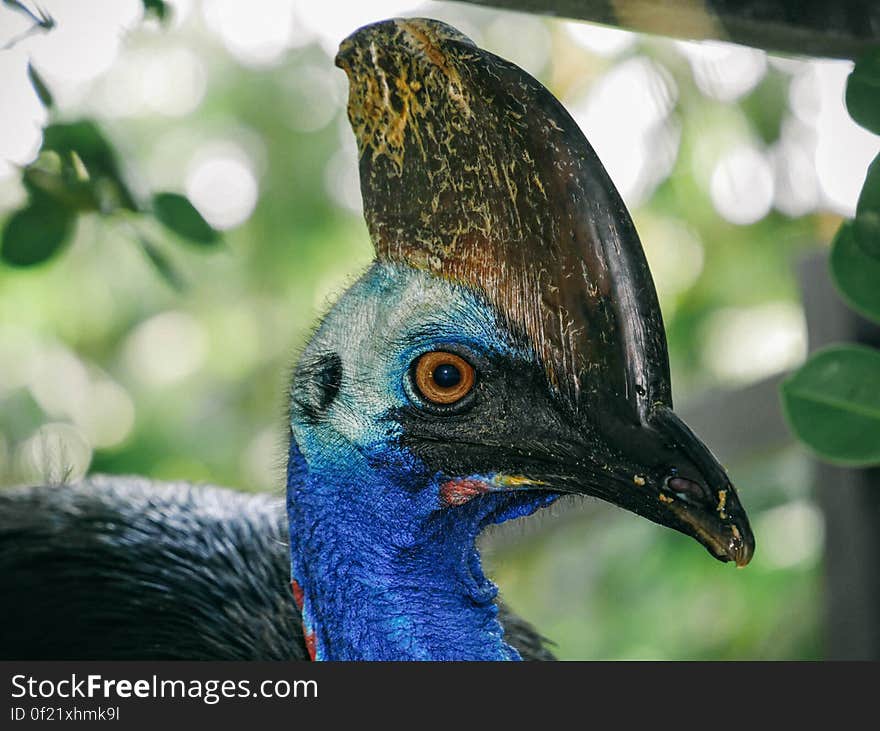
xmin=288 ymin=18 xmax=754 ymax=568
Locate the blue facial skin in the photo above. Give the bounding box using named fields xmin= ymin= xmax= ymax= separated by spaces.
xmin=287 ymin=262 xmax=559 ymax=661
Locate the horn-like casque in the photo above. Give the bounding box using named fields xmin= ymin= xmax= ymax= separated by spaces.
xmin=336 ymin=18 xmax=669 ymax=426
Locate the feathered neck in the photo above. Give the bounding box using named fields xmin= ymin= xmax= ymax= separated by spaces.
xmin=285 ymin=440 xmax=548 ymax=661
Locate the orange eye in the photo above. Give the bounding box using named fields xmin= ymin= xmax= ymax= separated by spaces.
xmin=413 ymin=351 xmax=476 ymax=405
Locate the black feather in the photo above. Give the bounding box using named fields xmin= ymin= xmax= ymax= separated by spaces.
xmin=0 ymin=477 xmax=553 ymax=660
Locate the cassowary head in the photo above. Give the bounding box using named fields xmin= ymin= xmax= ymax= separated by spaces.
xmin=286 ymin=18 xmax=754 ymax=661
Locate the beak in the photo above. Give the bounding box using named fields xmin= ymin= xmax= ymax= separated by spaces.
xmin=489 ymin=406 xmax=755 ymax=567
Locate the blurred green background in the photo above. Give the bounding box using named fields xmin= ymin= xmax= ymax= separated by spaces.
xmin=2 ymin=0 xmax=878 ymax=659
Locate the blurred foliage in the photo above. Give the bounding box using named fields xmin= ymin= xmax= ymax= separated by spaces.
xmin=1 ymin=118 xmax=220 ymax=280
xmin=783 ymin=47 xmax=880 ymax=466
xmin=830 ymin=221 xmax=880 ymax=322
xmin=782 ymin=345 xmax=880 ymax=466
xmin=152 ymin=192 xmax=219 ymax=246
xmin=1 ymin=0 xmax=54 ymax=48
xmin=846 ymin=48 xmax=880 ymax=138
xmin=26 ymin=62 xmax=52 ymax=107
xmin=1 ymin=2 xmax=214 ymax=274
xmin=855 ymin=153 xmax=880 ymax=258
xmin=0 ymin=1 xmax=841 ymax=659
xmin=141 ymin=0 xmax=170 ymax=25
xmin=0 ymin=195 xmax=73 ymax=266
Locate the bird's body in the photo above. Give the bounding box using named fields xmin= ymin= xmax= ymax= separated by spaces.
xmin=0 ymin=18 xmax=755 ymax=661
xmin=0 ymin=476 xmax=553 ymax=660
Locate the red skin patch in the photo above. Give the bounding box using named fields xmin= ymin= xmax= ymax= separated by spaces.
xmin=290 ymin=579 xmax=304 ymax=611
xmin=440 ymin=479 xmax=490 ymax=507
xmin=304 ymin=628 xmax=317 ymax=661
xmin=292 ymin=581 xmax=316 ymax=659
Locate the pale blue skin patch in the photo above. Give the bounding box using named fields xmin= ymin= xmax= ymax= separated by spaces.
xmin=291 ymin=261 xmax=520 ymax=460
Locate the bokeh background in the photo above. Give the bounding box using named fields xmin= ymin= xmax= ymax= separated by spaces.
xmin=1 ymin=0 xmax=878 ymax=659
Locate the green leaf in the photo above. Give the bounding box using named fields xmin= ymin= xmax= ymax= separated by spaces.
xmin=847 ymin=47 xmax=880 ymax=134
xmin=142 ymin=0 xmax=170 ymax=24
xmin=23 ymin=151 xmax=100 ymax=213
xmin=1 ymin=199 xmax=74 ymax=267
xmin=152 ymin=192 xmax=219 ymax=246
xmin=854 ymin=210 xmax=880 ymax=259
xmin=40 ymin=121 xmax=139 ymax=212
xmin=27 ymin=62 xmax=53 ymax=108
xmin=830 ymin=221 xmax=880 ymax=323
xmin=781 ymin=344 xmax=880 ymax=466
xmin=42 ymin=121 xmax=116 ymax=170
xmin=854 ymin=152 xmax=880 ymax=258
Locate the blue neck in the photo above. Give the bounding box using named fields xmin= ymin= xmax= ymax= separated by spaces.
xmin=286 ymin=441 xmax=550 ymax=660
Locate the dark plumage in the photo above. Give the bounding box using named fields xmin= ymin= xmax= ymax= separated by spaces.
xmin=0 ymin=477 xmax=553 ymax=660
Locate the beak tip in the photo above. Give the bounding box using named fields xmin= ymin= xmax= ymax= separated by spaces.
xmin=732 ymin=528 xmax=756 ymax=568
xmin=717 ymin=518 xmax=754 ymax=567
xmin=667 ymin=497 xmax=755 ymax=568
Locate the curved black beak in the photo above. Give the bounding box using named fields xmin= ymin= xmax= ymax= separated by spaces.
xmin=546 ymin=471 xmax=753 ymax=567
xmin=647 ymin=408 xmax=754 ymax=567
xmin=492 ymin=406 xmax=755 ymax=567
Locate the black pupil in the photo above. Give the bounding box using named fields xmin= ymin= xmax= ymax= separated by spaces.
xmin=432 ymin=363 xmax=461 ymax=388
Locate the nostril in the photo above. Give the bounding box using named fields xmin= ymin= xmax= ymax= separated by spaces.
xmin=667 ymin=476 xmax=709 ymax=504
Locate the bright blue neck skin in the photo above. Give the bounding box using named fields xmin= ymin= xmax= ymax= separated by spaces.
xmin=286 ymin=263 xmax=557 ymax=661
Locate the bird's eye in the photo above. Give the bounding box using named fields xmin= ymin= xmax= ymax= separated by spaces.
xmin=412 ymin=351 xmax=475 ymax=405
